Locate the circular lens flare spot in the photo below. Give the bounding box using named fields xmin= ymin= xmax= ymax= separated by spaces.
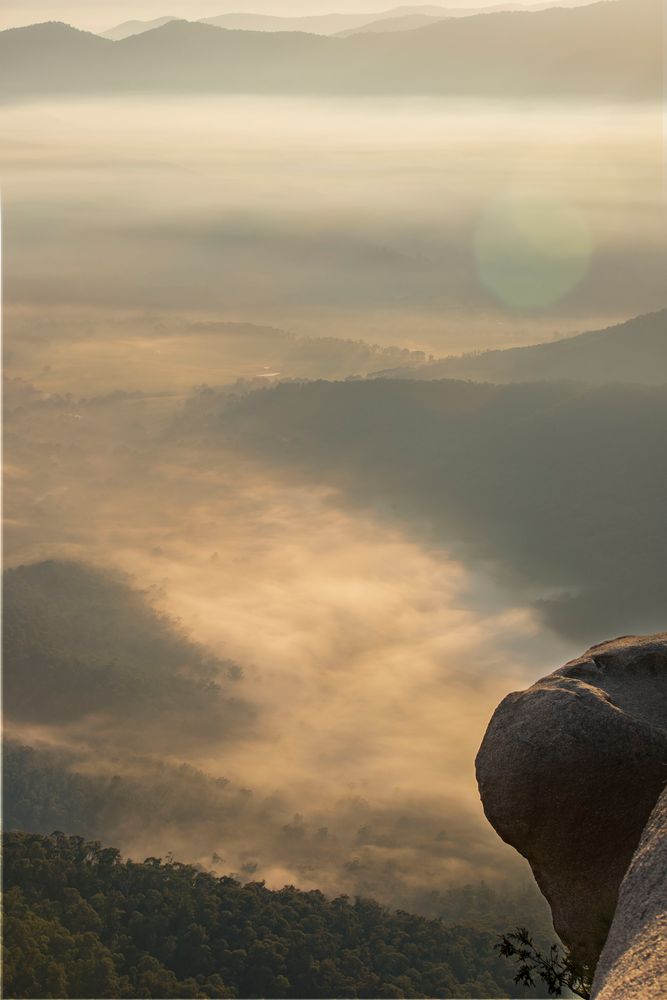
xmin=474 ymin=194 xmax=592 ymax=309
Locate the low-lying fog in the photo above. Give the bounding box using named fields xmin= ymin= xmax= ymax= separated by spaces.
xmin=2 ymin=95 xmax=664 ymax=393
xmin=4 ymin=383 xmax=572 ymax=909
xmin=3 ymin=92 xmax=663 ymax=914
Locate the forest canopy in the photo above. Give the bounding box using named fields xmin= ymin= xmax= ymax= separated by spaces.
xmin=3 ymin=831 xmax=544 ymax=999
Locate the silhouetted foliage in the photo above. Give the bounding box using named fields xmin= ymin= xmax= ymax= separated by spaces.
xmin=3 ymin=831 xmax=544 ymax=998
xmin=497 ymin=927 xmax=592 ymax=999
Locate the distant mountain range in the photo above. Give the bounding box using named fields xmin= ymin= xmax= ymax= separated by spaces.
xmin=335 ymin=12 xmax=456 ymax=36
xmin=373 ymin=309 xmax=667 ymax=384
xmin=101 ymin=15 xmax=179 ymax=40
xmin=0 ymin=0 xmax=660 ymax=99
xmin=200 ymin=6 xmax=452 ymax=36
xmin=100 ymin=3 xmax=591 ymax=41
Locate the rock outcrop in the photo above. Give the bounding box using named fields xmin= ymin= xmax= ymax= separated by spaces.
xmin=591 ymin=785 xmax=667 ymax=998
xmin=475 ymin=633 xmax=667 ymax=970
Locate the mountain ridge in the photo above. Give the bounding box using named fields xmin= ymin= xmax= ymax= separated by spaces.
xmin=372 ymin=309 xmax=667 ymax=384
xmin=1 ymin=0 xmax=660 ymax=99
xmin=98 ymin=1 xmax=596 ymax=41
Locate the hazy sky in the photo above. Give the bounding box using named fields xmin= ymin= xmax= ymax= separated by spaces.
xmin=0 ymin=0 xmax=575 ymax=31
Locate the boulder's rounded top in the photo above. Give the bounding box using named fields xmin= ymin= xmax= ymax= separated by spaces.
xmin=553 ymin=632 xmax=667 ymax=732
xmin=561 ymin=631 xmax=667 ymax=669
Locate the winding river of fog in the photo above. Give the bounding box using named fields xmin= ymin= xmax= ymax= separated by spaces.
xmin=2 ymin=93 xmax=663 ymax=902
xmin=5 ymin=385 xmax=574 ymax=900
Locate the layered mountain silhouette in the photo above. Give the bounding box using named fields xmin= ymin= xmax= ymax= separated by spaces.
xmin=1 ymin=0 xmax=660 ymax=99
xmin=99 ymin=2 xmax=596 ymax=41
xmin=335 ymin=13 xmax=456 ymax=36
xmin=199 ymin=6 xmax=452 ymax=35
xmin=100 ymin=15 xmax=179 ymax=41
xmin=99 ymin=5 xmax=558 ymax=41
xmin=373 ymin=309 xmax=667 ymax=384
xmin=334 ymin=0 xmax=590 ymax=36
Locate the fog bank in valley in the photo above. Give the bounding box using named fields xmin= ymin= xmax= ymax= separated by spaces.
xmin=2 ymin=95 xmax=663 ymax=395
xmin=2 ymin=57 xmax=664 ymax=944
xmin=4 ymin=378 xmax=572 ymax=914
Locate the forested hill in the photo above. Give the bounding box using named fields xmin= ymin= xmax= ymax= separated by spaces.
xmin=3 ymin=560 xmax=251 ymax=753
xmin=3 ymin=831 xmax=541 ymax=999
xmin=184 ymin=378 xmax=667 ymax=643
xmin=373 ymin=309 xmax=667 ymax=384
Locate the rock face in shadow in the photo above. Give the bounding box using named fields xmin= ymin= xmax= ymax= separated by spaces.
xmin=475 ymin=633 xmax=667 ymax=969
xmin=591 ymin=785 xmax=667 ymax=999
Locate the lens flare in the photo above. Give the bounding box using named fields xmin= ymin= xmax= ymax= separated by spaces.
xmin=474 ymin=193 xmax=592 ymax=309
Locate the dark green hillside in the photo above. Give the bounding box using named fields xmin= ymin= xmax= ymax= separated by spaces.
xmin=3 ymin=831 xmax=541 ymax=999
xmin=374 ymin=310 xmax=667 ymax=384
xmin=3 ymin=560 xmax=251 ymax=750
xmin=3 ymin=740 xmax=554 ymax=937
